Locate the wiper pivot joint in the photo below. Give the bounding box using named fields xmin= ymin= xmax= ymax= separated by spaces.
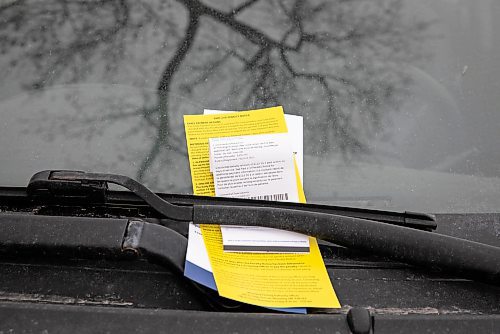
xmin=27 ymin=170 xmax=193 ymax=221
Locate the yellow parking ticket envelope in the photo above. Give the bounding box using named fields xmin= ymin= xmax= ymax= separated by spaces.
xmin=200 ymin=224 xmax=341 ymax=308
xmin=184 ymin=106 xmax=288 ymax=196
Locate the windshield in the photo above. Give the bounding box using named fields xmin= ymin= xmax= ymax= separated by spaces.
xmin=1 ymin=0 xmax=499 ymax=213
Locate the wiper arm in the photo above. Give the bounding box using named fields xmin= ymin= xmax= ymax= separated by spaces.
xmin=0 ymin=213 xmax=241 ymax=311
xmin=28 ymin=170 xmax=437 ymax=231
xmin=27 ymin=170 xmax=500 ymax=285
xmin=28 ymin=170 xmax=193 ymax=221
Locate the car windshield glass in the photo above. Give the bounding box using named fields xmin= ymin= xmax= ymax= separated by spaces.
xmin=1 ymin=0 xmax=499 ymax=213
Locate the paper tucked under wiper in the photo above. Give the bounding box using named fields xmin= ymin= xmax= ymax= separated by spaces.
xmin=183 ymin=106 xmax=340 ymax=310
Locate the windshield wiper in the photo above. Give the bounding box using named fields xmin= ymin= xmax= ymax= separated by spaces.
xmin=22 ymin=170 xmax=500 ymax=286
xmin=27 ymin=170 xmax=437 ymax=231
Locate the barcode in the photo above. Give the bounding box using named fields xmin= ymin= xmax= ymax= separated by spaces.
xmin=247 ymin=193 xmax=289 ymax=201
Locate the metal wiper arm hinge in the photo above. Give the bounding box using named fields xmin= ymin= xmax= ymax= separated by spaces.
xmin=26 ymin=170 xmax=500 ymax=285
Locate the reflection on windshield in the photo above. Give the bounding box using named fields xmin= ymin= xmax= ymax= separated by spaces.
xmin=1 ymin=0 xmax=500 ymax=213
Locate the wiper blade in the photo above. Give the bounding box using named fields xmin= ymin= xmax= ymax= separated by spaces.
xmin=26 ymin=170 xmax=500 ymax=285
xmin=28 ymin=170 xmax=437 ymax=231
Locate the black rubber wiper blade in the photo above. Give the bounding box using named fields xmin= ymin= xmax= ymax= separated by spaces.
xmin=28 ymin=170 xmax=437 ymax=231
xmin=27 ymin=170 xmax=500 ymax=285
xmin=195 ymin=204 xmax=500 ymax=285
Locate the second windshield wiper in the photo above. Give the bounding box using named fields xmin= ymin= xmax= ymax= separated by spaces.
xmin=27 ymin=170 xmax=500 ymax=286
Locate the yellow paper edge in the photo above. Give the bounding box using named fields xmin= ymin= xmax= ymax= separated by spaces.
xmin=294 ymin=155 xmax=306 ymax=203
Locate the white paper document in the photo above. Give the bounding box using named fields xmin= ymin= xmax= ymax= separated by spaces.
xmin=203 ymin=108 xmax=307 ymax=254
xmin=209 ymin=133 xmax=299 ymax=202
xmin=283 ymin=114 xmax=303 ymax=182
xmin=185 ymin=223 xmax=212 ymax=271
xmin=203 ymin=109 xmax=303 ymax=181
xmin=220 ymin=225 xmax=310 ymax=253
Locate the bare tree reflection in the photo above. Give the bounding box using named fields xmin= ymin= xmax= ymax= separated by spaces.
xmin=0 ymin=0 xmax=429 ymax=182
